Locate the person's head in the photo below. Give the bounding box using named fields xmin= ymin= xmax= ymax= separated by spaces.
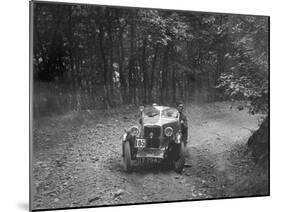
xmin=177 ymin=101 xmax=184 ymax=113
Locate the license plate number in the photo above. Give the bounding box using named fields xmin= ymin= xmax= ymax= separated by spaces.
xmin=136 ymin=149 xmax=164 ymax=158
xmin=135 ymin=139 xmax=146 ymax=148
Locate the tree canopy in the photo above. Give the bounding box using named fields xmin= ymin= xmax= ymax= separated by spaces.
xmin=33 ymin=3 xmax=269 ymax=115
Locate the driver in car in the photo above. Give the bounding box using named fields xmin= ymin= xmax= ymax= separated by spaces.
xmin=177 ymin=101 xmax=188 ymax=146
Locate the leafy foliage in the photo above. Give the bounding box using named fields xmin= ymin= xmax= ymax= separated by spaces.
xmin=32 ymin=2 xmax=268 ymax=115
xmin=217 ymin=16 xmax=268 ymax=114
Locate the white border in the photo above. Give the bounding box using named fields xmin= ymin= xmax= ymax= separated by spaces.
xmin=0 ymin=0 xmax=279 ymax=212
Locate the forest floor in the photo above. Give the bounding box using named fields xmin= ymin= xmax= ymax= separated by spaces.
xmin=31 ymin=101 xmax=268 ymax=210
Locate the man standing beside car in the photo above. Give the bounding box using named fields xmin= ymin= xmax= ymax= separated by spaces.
xmin=177 ymin=101 xmax=188 ymax=146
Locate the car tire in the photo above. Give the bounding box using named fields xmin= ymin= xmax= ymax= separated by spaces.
xmin=123 ymin=141 xmax=132 ymax=172
xmin=174 ymin=142 xmax=185 ymax=174
xmin=174 ymin=156 xmax=185 ymax=174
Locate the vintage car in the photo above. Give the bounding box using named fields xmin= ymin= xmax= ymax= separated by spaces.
xmin=121 ymin=104 xmax=186 ymax=173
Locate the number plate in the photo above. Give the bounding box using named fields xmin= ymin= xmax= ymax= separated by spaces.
xmin=135 ymin=139 xmax=146 ymax=148
xmin=136 ymin=149 xmax=165 ymax=158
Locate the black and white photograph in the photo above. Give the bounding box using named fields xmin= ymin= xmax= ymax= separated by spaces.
xmin=30 ymin=0 xmax=269 ymax=211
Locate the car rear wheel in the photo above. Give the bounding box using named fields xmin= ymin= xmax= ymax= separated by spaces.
xmin=123 ymin=141 xmax=133 ymax=172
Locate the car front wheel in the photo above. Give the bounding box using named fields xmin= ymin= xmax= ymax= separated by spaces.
xmin=123 ymin=141 xmax=133 ymax=172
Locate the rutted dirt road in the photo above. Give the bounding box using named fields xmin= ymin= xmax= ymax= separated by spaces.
xmin=32 ymin=102 xmax=267 ymax=210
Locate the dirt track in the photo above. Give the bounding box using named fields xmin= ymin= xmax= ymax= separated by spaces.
xmin=32 ymin=102 xmax=266 ymax=210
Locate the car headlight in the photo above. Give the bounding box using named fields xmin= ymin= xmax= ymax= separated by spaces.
xmin=164 ymin=127 xmax=173 ymax=137
xmin=129 ymin=126 xmax=140 ymax=137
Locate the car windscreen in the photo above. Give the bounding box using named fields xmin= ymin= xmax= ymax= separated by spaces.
xmin=161 ymin=108 xmax=178 ymax=118
xmin=143 ymin=107 xmax=160 ymax=118
xmin=142 ymin=107 xmax=160 ymax=124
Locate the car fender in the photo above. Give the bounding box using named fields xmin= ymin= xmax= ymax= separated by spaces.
xmin=122 ymin=133 xmax=136 ymax=159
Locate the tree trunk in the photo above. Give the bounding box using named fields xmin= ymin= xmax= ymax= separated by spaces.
xmin=108 ymin=27 xmax=114 ymax=104
xmin=117 ymin=25 xmax=127 ymax=104
xmin=161 ymin=44 xmax=169 ymax=104
xmin=148 ymin=44 xmax=159 ymax=103
xmin=172 ymin=67 xmax=177 ymax=104
xmin=141 ymin=37 xmax=147 ymax=104
xmin=37 ymin=5 xmax=63 ymax=81
xmin=98 ymin=23 xmax=110 ymax=108
xmin=128 ymin=19 xmax=136 ymax=104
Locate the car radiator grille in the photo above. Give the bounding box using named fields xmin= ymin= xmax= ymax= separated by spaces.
xmin=146 ymin=138 xmax=160 ymax=148
xmin=144 ymin=126 xmax=161 ymax=148
xmin=144 ymin=126 xmax=161 ymax=138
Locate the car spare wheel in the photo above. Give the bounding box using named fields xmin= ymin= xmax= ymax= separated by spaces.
xmin=123 ymin=141 xmax=132 ymax=172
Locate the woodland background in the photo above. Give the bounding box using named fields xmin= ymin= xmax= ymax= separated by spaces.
xmin=33 ymin=3 xmax=268 ymax=117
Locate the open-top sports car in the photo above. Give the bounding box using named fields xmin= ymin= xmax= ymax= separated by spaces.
xmin=121 ymin=104 xmax=186 ymax=173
